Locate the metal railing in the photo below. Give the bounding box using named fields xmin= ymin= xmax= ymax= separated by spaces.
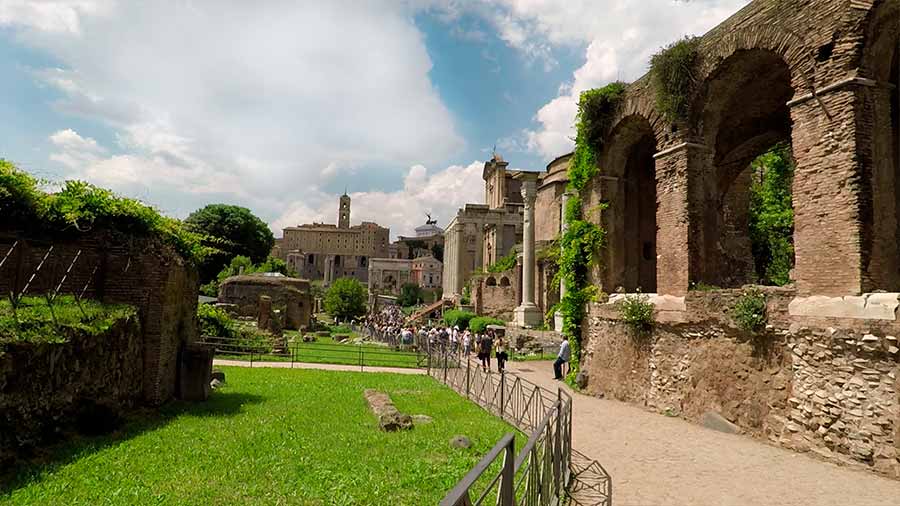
xmin=427 ymin=345 xmax=611 ymax=506
xmin=199 ymin=334 xmax=427 ymax=371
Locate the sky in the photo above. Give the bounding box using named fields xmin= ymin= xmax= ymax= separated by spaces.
xmin=0 ymin=0 xmax=748 ymax=239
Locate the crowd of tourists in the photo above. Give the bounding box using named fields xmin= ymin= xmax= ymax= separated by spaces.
xmin=358 ymin=306 xmax=571 ymax=379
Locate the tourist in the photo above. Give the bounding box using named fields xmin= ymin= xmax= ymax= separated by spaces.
xmin=495 ymin=336 xmax=508 ymax=373
xmin=480 ymin=331 xmax=493 ymax=372
xmin=462 ymin=330 xmax=471 ymax=355
xmin=554 ymin=337 xmax=570 ymax=380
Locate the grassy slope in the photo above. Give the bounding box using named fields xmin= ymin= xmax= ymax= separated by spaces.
xmin=1 ymin=367 xmax=518 ymax=506
xmin=0 ymin=295 xmax=135 ymax=345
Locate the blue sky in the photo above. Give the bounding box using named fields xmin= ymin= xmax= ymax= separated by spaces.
xmin=0 ymin=0 xmax=747 ymax=238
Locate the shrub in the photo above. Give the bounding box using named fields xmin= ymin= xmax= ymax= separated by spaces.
xmin=619 ymin=292 xmax=654 ymax=333
xmin=197 ymin=304 xmax=236 ymax=338
xmin=650 ymin=36 xmax=702 ymax=122
xmin=469 ymin=316 xmax=505 ymax=334
xmin=442 ymin=309 xmax=476 ymax=330
xmin=0 ymin=161 xmax=208 ymax=262
xmin=323 ymin=277 xmax=367 ymax=321
xmin=732 ymin=289 xmax=767 ymax=333
xmin=487 ymin=249 xmax=517 ymax=273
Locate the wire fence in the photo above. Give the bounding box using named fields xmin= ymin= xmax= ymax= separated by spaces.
xmin=427 ymin=345 xmax=612 ymax=506
xmin=198 ymin=334 xmax=427 ymax=371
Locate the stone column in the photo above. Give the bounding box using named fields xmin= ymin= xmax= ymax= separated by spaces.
xmin=555 ymin=191 xmax=574 ymax=332
xmin=513 ymin=175 xmax=542 ymax=327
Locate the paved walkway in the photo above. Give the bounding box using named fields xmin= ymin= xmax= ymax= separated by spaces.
xmin=212 ymin=358 xmax=425 ymax=375
xmin=506 ymin=360 xmax=900 ymax=506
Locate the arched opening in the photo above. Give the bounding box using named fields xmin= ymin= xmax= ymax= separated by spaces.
xmin=485 ymin=276 xmax=497 ymax=287
xmin=859 ymin=0 xmax=900 ymax=291
xmin=695 ymin=49 xmax=795 ymax=288
xmin=499 ymin=276 xmax=510 ymax=287
xmin=601 ymin=115 xmax=658 ymax=292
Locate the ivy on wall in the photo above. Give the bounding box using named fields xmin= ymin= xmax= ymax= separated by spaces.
xmin=555 ymin=82 xmax=625 ymax=385
xmin=650 ymin=36 xmax=702 ymax=123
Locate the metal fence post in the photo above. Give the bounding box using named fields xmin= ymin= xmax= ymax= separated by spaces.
xmin=359 ymin=344 xmax=363 ymax=372
xmin=465 ymin=356 xmax=471 ymax=399
xmin=499 ymin=372 xmax=506 ymax=420
xmin=499 ymin=437 xmax=515 ymax=506
xmin=443 ymin=344 xmax=448 ymax=383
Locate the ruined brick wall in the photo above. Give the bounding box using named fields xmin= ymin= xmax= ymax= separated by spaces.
xmin=0 ymin=231 xmax=199 ymax=405
xmin=476 ymin=272 xmax=517 ymax=320
xmin=0 ymin=315 xmax=143 ymax=465
xmin=587 ymin=0 xmax=898 ymax=297
xmin=218 ymin=275 xmax=311 ymax=328
xmin=582 ymin=289 xmax=900 ymax=478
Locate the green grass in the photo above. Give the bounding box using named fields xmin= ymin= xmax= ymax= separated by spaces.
xmin=217 ymin=336 xmax=422 ymax=369
xmin=1 ymin=367 xmax=520 ymax=506
xmin=0 ymin=295 xmax=136 ymax=346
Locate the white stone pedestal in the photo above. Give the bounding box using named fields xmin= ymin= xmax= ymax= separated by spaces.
xmin=553 ymin=311 xmax=564 ymax=332
xmin=513 ymin=303 xmax=543 ymax=327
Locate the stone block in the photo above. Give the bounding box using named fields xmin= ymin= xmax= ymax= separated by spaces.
xmin=788 ymin=294 xmax=899 ymax=320
xmin=701 ymin=411 xmax=742 ymax=435
xmin=178 ymin=343 xmax=214 ymax=402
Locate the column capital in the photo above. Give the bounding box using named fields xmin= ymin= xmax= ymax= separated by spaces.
xmin=513 ymin=171 xmax=540 ymax=204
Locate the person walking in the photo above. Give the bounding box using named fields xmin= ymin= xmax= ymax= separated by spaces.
xmin=554 ymin=337 xmax=571 ymax=380
xmin=495 ymin=336 xmax=508 ymax=373
xmin=463 ymin=330 xmax=471 ymax=356
xmin=480 ymin=331 xmax=493 ymax=372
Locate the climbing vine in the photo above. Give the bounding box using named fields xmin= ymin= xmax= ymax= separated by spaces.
xmin=749 ymin=144 xmax=795 ymax=286
xmin=650 ymin=36 xmax=702 ymax=123
xmin=555 ymin=82 xmax=625 ymax=385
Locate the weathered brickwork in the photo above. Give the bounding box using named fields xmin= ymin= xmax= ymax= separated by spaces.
xmin=0 ymin=230 xmax=199 ymax=405
xmin=0 ymin=314 xmax=143 ymax=465
xmin=218 ymin=274 xmax=311 ymax=329
xmin=584 ymin=0 xmax=899 ymax=297
xmin=582 ymin=288 xmax=900 ymax=478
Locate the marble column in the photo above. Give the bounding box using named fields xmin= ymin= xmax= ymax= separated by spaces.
xmin=514 ymin=176 xmax=542 ymax=327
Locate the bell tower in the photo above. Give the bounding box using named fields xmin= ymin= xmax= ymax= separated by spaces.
xmin=338 ymin=193 xmax=351 ymax=229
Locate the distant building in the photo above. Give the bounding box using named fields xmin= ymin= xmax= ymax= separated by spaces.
xmin=273 ymin=193 xmax=390 ymax=285
xmin=368 ymin=255 xmax=442 ymax=296
xmin=391 ymin=216 xmax=444 ymax=261
xmin=217 ymin=272 xmax=311 ymax=330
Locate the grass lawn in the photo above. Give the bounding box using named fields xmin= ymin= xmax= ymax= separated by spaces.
xmin=0 ymin=295 xmax=135 ymax=345
xmin=1 ymin=367 xmax=518 ymax=506
xmin=217 ymin=334 xmax=422 ymax=369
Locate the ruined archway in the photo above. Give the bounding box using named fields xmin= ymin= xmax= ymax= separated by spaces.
xmin=601 ymin=114 xmax=658 ymax=292
xmin=859 ymin=0 xmax=900 ymax=291
xmin=694 ymin=49 xmax=795 ymax=288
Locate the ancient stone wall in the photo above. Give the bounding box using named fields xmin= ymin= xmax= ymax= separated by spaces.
xmin=582 ymin=289 xmax=900 ymax=478
xmin=0 ymin=231 xmax=199 ymax=405
xmin=0 ymin=315 xmax=143 ymax=465
xmin=475 ymin=271 xmax=518 ymax=320
xmin=218 ymin=274 xmax=311 ymax=329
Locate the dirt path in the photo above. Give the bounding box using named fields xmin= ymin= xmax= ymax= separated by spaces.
xmin=506 ymin=360 xmax=900 ymax=506
xmin=212 ymin=358 xmax=425 ymax=375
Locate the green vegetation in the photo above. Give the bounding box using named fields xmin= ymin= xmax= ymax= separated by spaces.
xmin=0 ymin=295 xmax=136 ymax=346
xmin=469 ymin=316 xmax=505 ymax=334
xmin=749 ymin=144 xmax=795 ymax=286
xmin=431 ymin=243 xmax=444 ymax=262
xmin=0 ymin=160 xmax=208 ymax=262
xmin=460 ymin=285 xmax=472 ymax=305
xmin=732 ymin=288 xmax=767 ymax=333
xmin=323 ymin=277 xmax=367 ymax=321
xmin=442 ymin=309 xmax=476 ymax=330
xmin=1 ymin=367 xmax=519 ymax=505
xmin=554 ymin=84 xmax=621 ymax=384
xmin=200 ymin=255 xmax=298 ymax=297
xmin=398 ymin=283 xmax=425 ymax=307
xmin=689 ymin=281 xmax=722 ymax=291
xmin=619 ymin=292 xmax=654 ymax=334
xmin=184 ymin=204 xmax=276 ymax=283
xmin=486 ymin=249 xmax=517 ymax=273
xmin=650 ymin=36 xmax=702 ymax=122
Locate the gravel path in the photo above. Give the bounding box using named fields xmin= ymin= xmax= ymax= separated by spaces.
xmin=506 ymin=360 xmax=900 ymax=506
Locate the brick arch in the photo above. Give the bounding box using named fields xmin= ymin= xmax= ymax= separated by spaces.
xmin=595 ymin=113 xmax=658 ymax=293
xmin=608 ymin=84 xmax=669 ymax=150
xmin=695 ymin=25 xmax=813 ymax=97
xmin=857 ymin=0 xmax=900 ymax=291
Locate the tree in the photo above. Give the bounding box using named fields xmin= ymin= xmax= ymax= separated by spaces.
xmin=748 ymin=144 xmax=795 ymax=286
xmin=431 ymin=243 xmax=444 ymax=262
xmin=185 ymin=204 xmax=275 ymax=283
xmin=397 ymin=283 xmax=423 ymax=307
xmin=323 ymin=277 xmax=367 ymax=321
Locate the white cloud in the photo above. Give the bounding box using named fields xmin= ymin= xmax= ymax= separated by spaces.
xmin=5 ymin=0 xmax=465 ymax=229
xmin=424 ymin=0 xmax=749 ymax=160
xmin=271 ymin=161 xmax=485 ymax=239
